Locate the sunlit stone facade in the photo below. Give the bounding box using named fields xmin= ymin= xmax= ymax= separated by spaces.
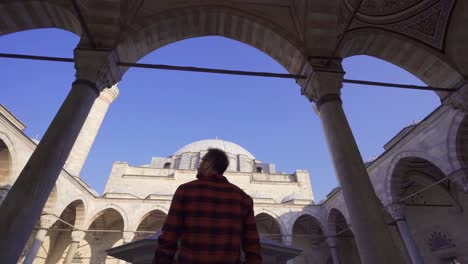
xmin=1 ymin=101 xmax=468 ymax=263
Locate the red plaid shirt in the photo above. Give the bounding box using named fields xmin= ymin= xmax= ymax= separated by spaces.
xmin=153 ymin=174 xmax=262 ymax=264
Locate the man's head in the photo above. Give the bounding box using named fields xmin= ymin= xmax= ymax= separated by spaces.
xmin=198 ymin=148 xmax=229 ymax=177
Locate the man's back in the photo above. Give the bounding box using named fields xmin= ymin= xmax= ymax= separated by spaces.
xmin=153 ymin=174 xmax=262 ymax=264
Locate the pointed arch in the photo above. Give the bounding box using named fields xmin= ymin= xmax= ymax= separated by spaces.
xmin=86 ymin=204 xmax=128 ymax=231
xmin=339 ymin=28 xmax=463 ymax=98
xmin=0 ymin=133 xmax=15 ymax=185
xmin=255 ymin=212 xmax=283 ymax=243
xmin=115 ymin=5 xmax=306 ymax=76
xmin=292 ymin=213 xmax=330 ymax=264
xmin=0 ymin=1 xmax=81 ymax=37
xmin=133 ymin=209 xmax=167 ymax=241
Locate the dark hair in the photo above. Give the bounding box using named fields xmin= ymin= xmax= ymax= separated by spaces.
xmin=204 ymin=148 xmax=229 ymax=174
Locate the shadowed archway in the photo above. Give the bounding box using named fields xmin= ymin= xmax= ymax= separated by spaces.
xmin=292 ymin=214 xmax=330 ymax=264
xmin=328 ymin=208 xmax=360 ymax=264
xmin=133 ymin=210 xmax=167 ymax=241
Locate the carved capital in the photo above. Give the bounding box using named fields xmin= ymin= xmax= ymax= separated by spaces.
xmin=326 ymin=236 xmax=338 ymax=247
xmin=39 ymin=215 xmax=57 ymax=229
xmin=386 ymin=203 xmax=406 ymax=221
xmin=282 ymin=234 xmax=293 ymax=245
xmin=99 ymin=84 xmax=120 ymax=103
xmin=450 ymin=168 xmax=468 ymax=193
xmin=74 ymin=49 xmax=122 ymax=92
xmin=443 ymin=81 xmax=468 ymax=112
xmin=298 ymin=57 xmax=344 ymax=105
xmin=71 ymin=230 xmax=86 ymax=242
xmin=122 ymin=231 xmax=135 ymax=243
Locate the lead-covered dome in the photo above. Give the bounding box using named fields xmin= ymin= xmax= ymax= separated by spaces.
xmin=173 ymin=139 xmax=255 ymax=159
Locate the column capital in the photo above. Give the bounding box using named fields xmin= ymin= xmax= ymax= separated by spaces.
xmin=71 ymin=230 xmax=86 ymax=242
xmin=450 ymin=168 xmax=468 ymax=192
xmin=443 ymin=80 xmax=468 ymax=112
xmin=298 ymin=57 xmax=345 ymax=106
xmin=39 ymin=215 xmax=57 ymax=229
xmin=99 ymin=85 xmax=120 ymax=103
xmin=122 ymin=231 xmax=135 ymax=243
xmin=326 ymin=236 xmax=338 ymax=247
xmin=282 ymin=234 xmax=293 ymax=246
xmin=74 ymin=49 xmax=122 ymax=93
xmin=386 ymin=203 xmax=406 ymax=221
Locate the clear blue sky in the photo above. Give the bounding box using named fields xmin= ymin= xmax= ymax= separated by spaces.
xmin=0 ymin=29 xmax=439 ymax=201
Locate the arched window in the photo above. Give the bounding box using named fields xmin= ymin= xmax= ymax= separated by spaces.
xmin=163 ymin=162 xmax=171 ymax=169
xmin=256 ymin=167 xmax=263 ymax=173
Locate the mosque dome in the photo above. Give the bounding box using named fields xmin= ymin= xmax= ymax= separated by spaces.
xmin=173 ymin=139 xmax=255 ymax=159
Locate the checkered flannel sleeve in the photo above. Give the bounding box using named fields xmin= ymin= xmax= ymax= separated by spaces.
xmin=242 ymin=196 xmax=262 ymax=264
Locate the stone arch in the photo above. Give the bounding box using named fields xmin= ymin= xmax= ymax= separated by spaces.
xmin=292 ymin=213 xmax=330 ymax=264
xmin=339 ymin=28 xmax=463 ymax=98
xmin=326 ymin=208 xmax=361 ymax=264
xmin=387 ymin=154 xmax=468 ymax=261
xmin=446 ymin=110 xmax=466 ymax=171
xmin=116 ymin=5 xmax=306 ymax=76
xmin=455 ymin=115 xmax=468 ymax=168
xmin=287 ymin=210 xmax=328 ymax=235
xmin=327 ymin=208 xmax=351 ymax=236
xmin=255 ymin=212 xmax=283 ymax=243
xmin=255 ymin=208 xmax=288 ymax=238
xmin=385 ymin=151 xmax=452 ymax=204
xmin=84 ymin=207 xmax=125 ymax=263
xmin=86 ymin=204 xmax=128 ymax=231
xmin=0 ymin=138 xmax=12 ymax=184
xmin=133 ymin=209 xmax=167 ymax=241
xmin=42 ymin=199 xmax=86 ymax=263
xmin=58 ymin=199 xmax=86 ymax=229
xmin=0 ymin=133 xmax=15 ymax=185
xmin=388 ymin=156 xmax=460 ymax=206
xmin=0 ymin=1 xmax=82 ymax=37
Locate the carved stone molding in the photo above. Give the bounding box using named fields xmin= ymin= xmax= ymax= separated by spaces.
xmin=299 ymin=58 xmax=344 ymax=104
xmin=39 ymin=215 xmax=57 ymax=229
xmin=74 ymin=49 xmax=122 ymax=92
xmin=99 ymin=85 xmax=120 ymax=103
xmin=71 ymin=230 xmax=86 ymax=242
xmin=341 ymin=0 xmax=455 ymax=50
xmin=386 ymin=203 xmax=406 ymax=221
xmin=326 ymin=236 xmax=338 ymax=247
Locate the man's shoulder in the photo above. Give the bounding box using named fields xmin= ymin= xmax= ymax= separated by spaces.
xmin=224 ymin=180 xmax=252 ymax=200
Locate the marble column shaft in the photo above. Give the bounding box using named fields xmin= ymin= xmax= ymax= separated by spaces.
xmin=63 ymin=230 xmax=86 ymax=264
xmin=23 ymin=215 xmax=56 ymax=264
xmin=300 ymin=60 xmax=400 ymax=263
xmin=326 ymin=236 xmax=340 ymax=264
xmin=0 ymin=49 xmax=121 ymax=263
xmin=387 ymin=203 xmax=424 ymax=264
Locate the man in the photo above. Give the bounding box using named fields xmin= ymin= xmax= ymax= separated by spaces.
xmin=153 ymin=148 xmax=262 ymax=264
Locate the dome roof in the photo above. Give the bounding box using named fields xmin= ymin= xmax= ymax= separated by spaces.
xmin=173 ymin=139 xmax=255 ymax=159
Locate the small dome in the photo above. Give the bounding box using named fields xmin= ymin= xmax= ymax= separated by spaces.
xmin=173 ymin=139 xmax=255 ymax=159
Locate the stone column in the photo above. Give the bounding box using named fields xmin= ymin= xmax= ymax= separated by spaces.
xmin=387 ymin=203 xmax=424 ymax=264
xmin=65 ymin=85 xmax=119 ymax=176
xmin=0 ymin=49 xmax=121 ymax=263
xmin=63 ymin=230 xmax=86 ymax=264
xmin=23 ymin=215 xmax=56 ymax=264
xmin=117 ymin=231 xmax=135 ymax=264
xmin=326 ymin=236 xmax=340 ymax=264
xmin=299 ymin=59 xmax=400 ymax=263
